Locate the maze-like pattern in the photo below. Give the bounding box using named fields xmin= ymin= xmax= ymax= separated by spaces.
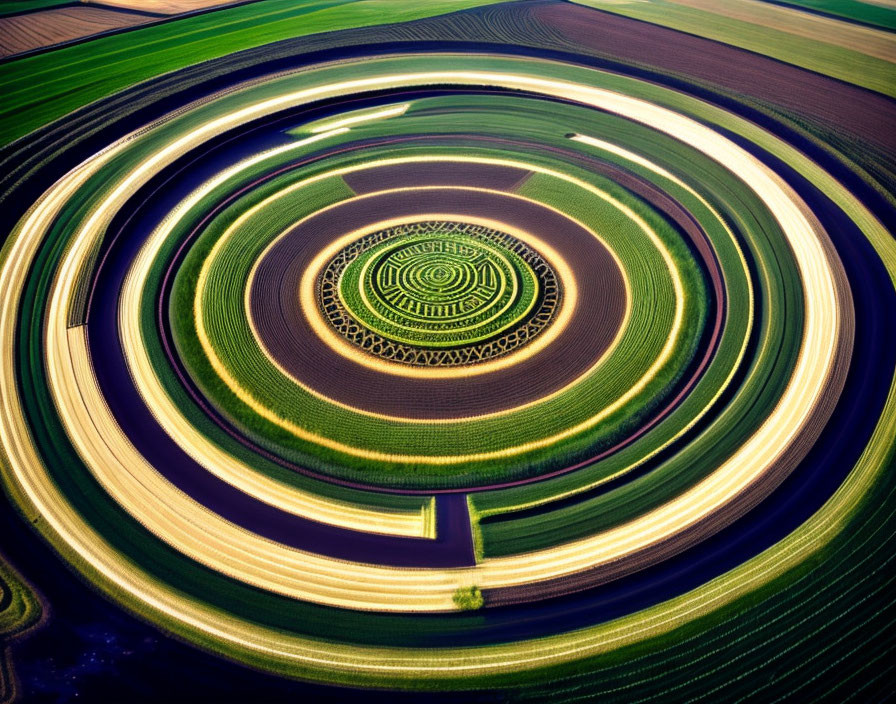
xmin=318 ymin=220 xmax=561 ymax=365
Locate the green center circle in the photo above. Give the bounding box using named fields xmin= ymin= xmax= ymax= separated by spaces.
xmin=319 ymin=220 xmax=561 ymax=365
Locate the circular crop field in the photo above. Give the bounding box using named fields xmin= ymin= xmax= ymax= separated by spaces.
xmin=320 ymin=219 xmax=560 ymax=363
xmin=0 ymin=1 xmax=894 ymax=701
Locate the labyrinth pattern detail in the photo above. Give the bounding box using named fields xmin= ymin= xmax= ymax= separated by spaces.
xmin=319 ymin=220 xmax=561 ymax=365
xmin=0 ymin=1 xmax=894 ymax=702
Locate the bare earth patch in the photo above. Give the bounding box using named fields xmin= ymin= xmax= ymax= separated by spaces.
xmin=0 ymin=5 xmax=147 ymax=57
xmin=92 ymin=0 xmax=245 ymax=14
xmin=0 ymin=0 xmax=248 ymax=58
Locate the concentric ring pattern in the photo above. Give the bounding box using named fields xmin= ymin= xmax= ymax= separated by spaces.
xmin=0 ymin=1 xmax=894 ymax=700
xmin=318 ymin=218 xmax=561 ymax=365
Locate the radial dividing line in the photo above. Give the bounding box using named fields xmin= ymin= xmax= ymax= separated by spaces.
xmin=118 ymin=129 xmax=433 ymax=538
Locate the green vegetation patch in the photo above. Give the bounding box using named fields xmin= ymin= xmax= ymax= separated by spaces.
xmin=0 ymin=0 xmax=512 ymax=146
xmin=338 ymin=224 xmax=539 ymax=348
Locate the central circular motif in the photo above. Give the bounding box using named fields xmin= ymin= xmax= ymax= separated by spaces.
xmin=318 ymin=220 xmax=561 ymax=366
xmin=352 ymin=231 xmax=526 ymax=344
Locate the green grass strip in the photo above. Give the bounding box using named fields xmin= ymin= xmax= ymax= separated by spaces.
xmin=0 ymin=0 xmax=511 ymax=146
